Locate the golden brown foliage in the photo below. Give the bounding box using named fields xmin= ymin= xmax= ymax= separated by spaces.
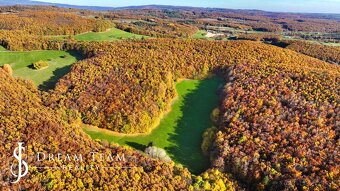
xmin=0 ymin=69 xmax=191 ymax=190
xmin=214 ymin=58 xmax=339 ymax=190
xmin=0 ymin=9 xmax=114 ymax=35
xmin=44 ymin=39 xmax=339 ymax=190
xmin=0 ymin=30 xmax=67 ymax=51
xmin=115 ymin=19 xmax=198 ymax=38
xmin=0 ymin=8 xmax=339 ymax=189
xmin=236 ymin=33 xmax=282 ymax=42
xmin=2 ymin=64 xmax=12 ymax=76
xmin=33 ymin=60 xmax=49 ymax=70
xmin=286 ymin=40 xmax=340 ymax=64
xmin=192 ymin=169 xmax=240 ymax=191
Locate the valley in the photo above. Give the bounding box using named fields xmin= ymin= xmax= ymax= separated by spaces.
xmin=85 ymin=77 xmax=224 ymax=174
xmin=0 ymin=4 xmax=339 ymax=191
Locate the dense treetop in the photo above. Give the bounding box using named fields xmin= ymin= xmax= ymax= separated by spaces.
xmin=285 ymin=40 xmax=340 ymax=65
xmin=43 ymin=39 xmax=340 ymax=189
xmin=0 ymin=8 xmax=111 ymax=35
xmin=0 ymin=6 xmax=339 ymax=190
xmin=0 ymin=69 xmax=191 ymax=190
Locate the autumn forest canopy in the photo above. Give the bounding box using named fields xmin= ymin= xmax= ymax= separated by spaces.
xmin=0 ymin=5 xmax=339 ymax=191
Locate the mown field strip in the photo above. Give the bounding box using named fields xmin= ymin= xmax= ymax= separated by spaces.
xmin=84 ymin=77 xmax=224 ymax=174
xmin=0 ymin=50 xmax=82 ymax=90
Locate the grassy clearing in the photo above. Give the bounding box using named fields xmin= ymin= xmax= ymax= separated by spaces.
xmin=75 ymin=28 xmax=148 ymax=41
xmin=84 ymin=77 xmax=224 ymax=174
xmin=322 ymin=42 xmax=340 ymax=47
xmin=0 ymin=50 xmax=82 ymax=90
xmin=192 ymin=30 xmax=208 ymax=39
xmin=47 ymin=28 xmax=148 ymax=41
xmin=192 ymin=30 xmax=215 ymax=40
xmin=0 ymin=45 xmax=6 ymax=51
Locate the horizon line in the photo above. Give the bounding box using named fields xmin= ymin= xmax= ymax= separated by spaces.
xmin=2 ymin=1 xmax=340 ymax=15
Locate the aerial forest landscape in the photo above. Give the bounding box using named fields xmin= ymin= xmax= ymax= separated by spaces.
xmin=0 ymin=0 xmax=339 ymax=190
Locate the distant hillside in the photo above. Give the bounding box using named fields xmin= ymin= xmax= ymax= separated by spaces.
xmin=0 ymin=0 xmax=47 ymax=6
xmin=0 ymin=1 xmax=339 ymax=20
xmin=0 ymin=0 xmax=113 ymax=10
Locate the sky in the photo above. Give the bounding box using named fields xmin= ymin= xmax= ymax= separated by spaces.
xmin=36 ymin=0 xmax=340 ymax=13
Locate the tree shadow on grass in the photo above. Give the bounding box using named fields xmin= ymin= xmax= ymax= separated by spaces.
xmin=126 ymin=141 xmax=147 ymax=151
xmin=38 ymin=65 xmax=72 ymax=90
xmin=67 ymin=50 xmax=84 ymax=60
xmin=38 ymin=50 xmax=83 ymax=91
xmin=165 ymin=77 xmax=224 ymax=174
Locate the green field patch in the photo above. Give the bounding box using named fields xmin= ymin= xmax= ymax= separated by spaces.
xmin=192 ymin=30 xmax=208 ymax=39
xmin=321 ymin=42 xmax=340 ymax=46
xmin=75 ymin=28 xmax=148 ymax=41
xmin=0 ymin=50 xmax=82 ymax=90
xmin=85 ymin=77 xmax=224 ymax=174
xmin=0 ymin=45 xmax=6 ymax=51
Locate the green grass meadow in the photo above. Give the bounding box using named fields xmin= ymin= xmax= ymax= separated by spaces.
xmin=321 ymin=42 xmax=340 ymax=46
xmin=0 ymin=50 xmax=82 ymax=90
xmin=192 ymin=30 xmax=208 ymax=39
xmin=85 ymin=77 xmax=224 ymax=174
xmin=75 ymin=28 xmax=148 ymax=41
xmin=0 ymin=45 xmax=6 ymax=51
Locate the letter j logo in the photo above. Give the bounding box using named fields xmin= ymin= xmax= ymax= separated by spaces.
xmin=10 ymin=142 xmax=28 ymax=183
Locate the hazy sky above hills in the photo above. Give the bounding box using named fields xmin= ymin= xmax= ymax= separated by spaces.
xmin=37 ymin=0 xmax=340 ymax=13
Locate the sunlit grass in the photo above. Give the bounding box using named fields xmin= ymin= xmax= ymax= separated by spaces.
xmin=0 ymin=50 xmax=82 ymax=90
xmin=75 ymin=28 xmax=148 ymax=41
xmin=84 ymin=77 xmax=224 ymax=174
